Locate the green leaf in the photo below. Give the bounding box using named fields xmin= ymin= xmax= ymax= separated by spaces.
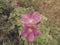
xmin=41 ymin=15 xmax=48 ymax=21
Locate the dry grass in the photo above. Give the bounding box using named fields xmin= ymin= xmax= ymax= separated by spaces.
xmin=34 ymin=0 xmax=60 ymax=27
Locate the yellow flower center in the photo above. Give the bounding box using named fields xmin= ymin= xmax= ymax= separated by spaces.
xmin=28 ymin=19 xmax=33 ymax=23
xmin=28 ymin=28 xmax=32 ymax=32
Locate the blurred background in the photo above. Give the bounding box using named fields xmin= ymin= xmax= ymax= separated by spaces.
xmin=0 ymin=0 xmax=60 ymax=45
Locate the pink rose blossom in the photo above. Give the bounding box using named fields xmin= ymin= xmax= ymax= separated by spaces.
xmin=21 ymin=26 xmax=40 ymax=42
xmin=21 ymin=12 xmax=41 ymax=27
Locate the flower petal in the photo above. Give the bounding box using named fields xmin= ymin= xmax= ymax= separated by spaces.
xmin=26 ymin=32 xmax=34 ymax=42
xmin=21 ymin=12 xmax=33 ymax=26
xmin=31 ymin=12 xmax=41 ymax=24
xmin=21 ymin=14 xmax=29 ymax=24
xmin=32 ymin=27 xmax=40 ymax=36
xmin=21 ymin=27 xmax=29 ymax=38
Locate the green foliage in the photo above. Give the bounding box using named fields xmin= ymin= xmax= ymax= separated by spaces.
xmin=0 ymin=0 xmax=60 ymax=45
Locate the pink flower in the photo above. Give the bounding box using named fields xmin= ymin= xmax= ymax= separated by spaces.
xmin=21 ymin=12 xmax=41 ymax=27
xmin=21 ymin=26 xmax=40 ymax=42
xmin=16 ymin=2 xmax=20 ymax=5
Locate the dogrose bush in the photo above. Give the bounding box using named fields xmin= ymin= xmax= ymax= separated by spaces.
xmin=0 ymin=0 xmax=60 ymax=45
